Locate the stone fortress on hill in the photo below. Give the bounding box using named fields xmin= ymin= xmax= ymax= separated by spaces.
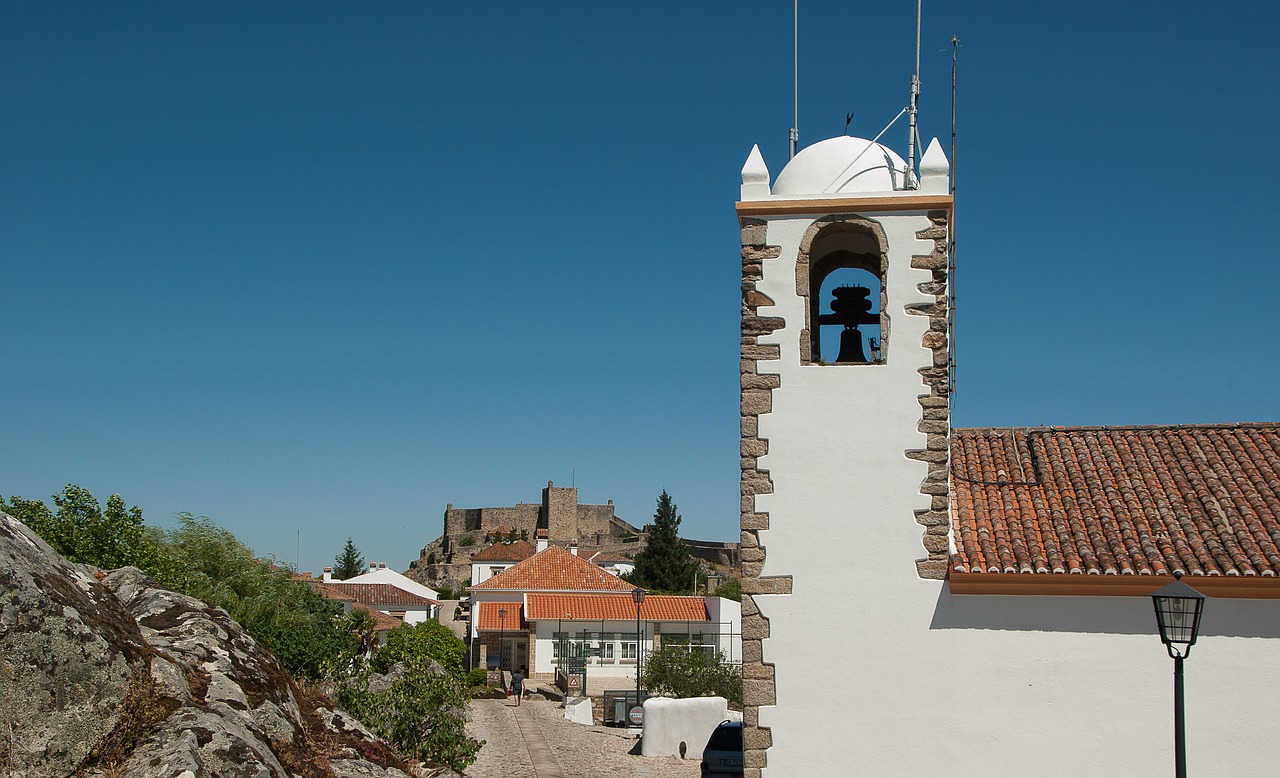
xmin=405 ymin=481 xmax=739 ymax=591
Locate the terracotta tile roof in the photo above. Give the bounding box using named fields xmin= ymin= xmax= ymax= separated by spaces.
xmin=319 ymin=582 xmax=438 ymax=606
xmin=476 ymin=601 xmax=528 ymax=631
xmin=526 ymin=593 xmax=709 ymax=622
xmin=470 ymin=541 xmax=537 ymax=562
xmin=311 ymin=585 xmax=404 ymax=631
xmin=313 ymin=582 xmax=356 ymax=602
xmin=353 ymin=603 xmax=403 ymax=632
xmin=468 ymin=545 xmax=636 ymax=592
xmin=950 ymin=424 xmax=1280 ymax=595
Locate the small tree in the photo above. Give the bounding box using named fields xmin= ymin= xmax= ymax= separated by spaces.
xmin=373 ymin=620 xmax=467 ymax=679
xmin=334 ymin=537 xmax=365 ymax=579
xmin=640 ymin=645 xmax=742 ymax=705
xmin=629 ymin=490 xmax=699 ymax=593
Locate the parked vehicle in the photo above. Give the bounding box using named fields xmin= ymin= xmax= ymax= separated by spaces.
xmin=700 ymin=720 xmax=744 ymax=777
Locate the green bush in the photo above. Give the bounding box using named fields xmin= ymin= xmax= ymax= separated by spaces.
xmin=467 ymin=668 xmax=489 ymax=687
xmin=711 ymin=578 xmax=742 ymax=602
xmin=373 ymin=620 xmax=466 ymax=679
xmin=640 ymin=645 xmax=742 ymax=705
xmin=336 ymin=656 xmax=483 ymax=772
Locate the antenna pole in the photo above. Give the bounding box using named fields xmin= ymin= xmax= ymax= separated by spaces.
xmin=905 ymin=0 xmax=921 ymax=188
xmin=790 ymin=0 xmax=799 ymax=158
xmin=948 ymin=35 xmax=958 ymax=400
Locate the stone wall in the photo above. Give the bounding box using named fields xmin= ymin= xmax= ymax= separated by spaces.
xmin=737 ymin=217 xmax=786 ymax=778
xmin=906 ymin=209 xmax=952 ymax=579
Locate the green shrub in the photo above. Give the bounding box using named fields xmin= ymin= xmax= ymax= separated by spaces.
xmin=640 ymin=646 xmax=742 ymax=705
xmin=373 ymin=621 xmax=466 ymax=679
xmin=458 ymin=535 xmax=476 ymax=548
xmin=712 ymin=578 xmax=742 ymax=602
xmin=467 ymin=668 xmax=489 ymax=687
xmin=336 ymin=656 xmax=483 ymax=772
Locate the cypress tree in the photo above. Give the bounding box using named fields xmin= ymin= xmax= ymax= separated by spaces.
xmin=631 ymin=490 xmax=699 ymax=593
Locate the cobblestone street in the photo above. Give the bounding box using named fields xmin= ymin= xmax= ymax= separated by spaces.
xmin=464 ymin=697 xmax=701 ymax=778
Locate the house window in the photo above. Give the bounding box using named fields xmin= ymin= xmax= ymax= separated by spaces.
xmin=622 ymin=640 xmax=638 ymax=661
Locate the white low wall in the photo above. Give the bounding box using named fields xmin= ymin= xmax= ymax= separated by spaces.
xmin=640 ymin=696 xmax=732 ymax=760
xmin=563 ymin=697 xmax=593 ymax=726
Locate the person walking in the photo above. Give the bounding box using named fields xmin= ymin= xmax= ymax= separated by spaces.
xmin=511 ymin=666 xmax=525 ymax=706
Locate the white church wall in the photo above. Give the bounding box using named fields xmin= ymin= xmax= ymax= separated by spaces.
xmin=745 ymin=211 xmax=1280 ymax=775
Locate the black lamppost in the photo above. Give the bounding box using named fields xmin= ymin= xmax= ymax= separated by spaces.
xmin=498 ymin=606 xmax=508 ymax=680
xmin=1151 ymin=572 xmax=1206 ymax=778
xmin=632 ymin=587 xmax=647 ymax=716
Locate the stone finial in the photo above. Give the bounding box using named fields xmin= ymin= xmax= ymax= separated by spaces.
xmin=741 ymin=144 xmax=771 ymax=200
xmin=919 ymin=137 xmax=950 ymax=194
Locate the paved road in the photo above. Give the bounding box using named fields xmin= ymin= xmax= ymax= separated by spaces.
xmin=464 ymin=697 xmax=700 ymax=778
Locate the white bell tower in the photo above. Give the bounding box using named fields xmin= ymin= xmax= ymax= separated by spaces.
xmin=737 ymin=135 xmax=953 ymax=775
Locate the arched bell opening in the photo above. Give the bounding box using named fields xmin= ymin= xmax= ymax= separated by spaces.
xmin=796 ymin=216 xmax=890 ymax=366
xmin=814 ymin=263 xmax=881 ymax=364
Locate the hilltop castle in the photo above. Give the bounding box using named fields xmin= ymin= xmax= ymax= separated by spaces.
xmin=406 ymin=481 xmax=739 ymax=591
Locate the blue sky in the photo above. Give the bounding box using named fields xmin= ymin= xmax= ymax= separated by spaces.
xmin=4 ymin=1 xmax=1278 ymax=574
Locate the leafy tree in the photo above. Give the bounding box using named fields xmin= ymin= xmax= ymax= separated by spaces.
xmin=629 ymin=490 xmax=699 ymax=593
xmin=373 ymin=620 xmax=466 ymax=679
xmin=334 ymin=537 xmax=366 ymax=580
xmin=3 ymin=485 xmax=162 ymax=571
xmin=640 ymin=645 xmax=742 ymax=705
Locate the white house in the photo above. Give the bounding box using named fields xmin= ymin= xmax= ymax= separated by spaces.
xmin=316 ymin=581 xmax=438 ymax=624
xmin=586 ymin=550 xmax=635 ymax=577
xmin=466 ymin=544 xmax=740 ymax=685
xmin=468 ymin=540 xmax=537 ymax=586
xmin=336 ymin=561 xmax=440 ymax=601
xmin=734 ymin=126 xmax=1280 ymax=777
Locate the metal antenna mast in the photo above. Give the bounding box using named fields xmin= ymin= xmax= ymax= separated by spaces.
xmin=789 ymin=0 xmax=799 ymax=158
xmin=905 ymin=0 xmax=922 ymax=188
xmin=948 ymin=35 xmax=958 ymax=399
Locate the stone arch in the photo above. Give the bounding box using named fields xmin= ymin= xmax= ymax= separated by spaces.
xmin=794 ymin=215 xmax=891 ymax=365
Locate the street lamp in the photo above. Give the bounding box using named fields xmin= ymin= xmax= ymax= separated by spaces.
xmin=1151 ymin=571 xmax=1206 ymax=778
xmin=632 ymin=587 xmax=647 ymax=720
xmin=498 ymin=607 xmax=508 ymax=681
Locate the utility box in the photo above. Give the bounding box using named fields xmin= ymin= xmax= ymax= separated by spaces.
xmin=602 ymin=690 xmax=649 ymax=726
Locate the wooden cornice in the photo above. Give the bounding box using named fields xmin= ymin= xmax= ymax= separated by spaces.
xmin=949 ymin=571 xmax=1280 ymax=599
xmin=736 ymin=194 xmax=953 ymax=218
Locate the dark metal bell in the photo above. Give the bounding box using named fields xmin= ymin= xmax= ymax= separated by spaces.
xmin=835 ymin=327 xmax=868 ymax=363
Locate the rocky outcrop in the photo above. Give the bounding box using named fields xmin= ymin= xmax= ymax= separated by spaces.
xmin=0 ymin=512 xmax=149 ymax=777
xmin=0 ymin=513 xmax=459 ymax=778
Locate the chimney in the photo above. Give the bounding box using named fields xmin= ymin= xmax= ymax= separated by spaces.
xmin=378 ymin=562 xmax=386 ymax=569
xmin=569 ymin=542 xmax=578 ymax=556
xmin=369 ymin=563 xmax=376 ymax=571
xmin=323 ymin=567 xmax=333 ymax=582
xmin=536 ymin=528 xmax=549 ymax=552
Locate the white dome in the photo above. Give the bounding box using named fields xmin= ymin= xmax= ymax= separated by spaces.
xmin=772 ymin=136 xmax=908 ymax=196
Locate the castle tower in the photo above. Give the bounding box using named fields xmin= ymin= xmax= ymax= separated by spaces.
xmin=737 ymin=136 xmax=952 ymax=774
xmin=542 ymin=481 xmax=579 ymax=540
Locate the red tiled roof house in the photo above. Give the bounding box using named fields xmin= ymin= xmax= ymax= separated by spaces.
xmin=467 ymin=545 xmax=741 ymax=684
